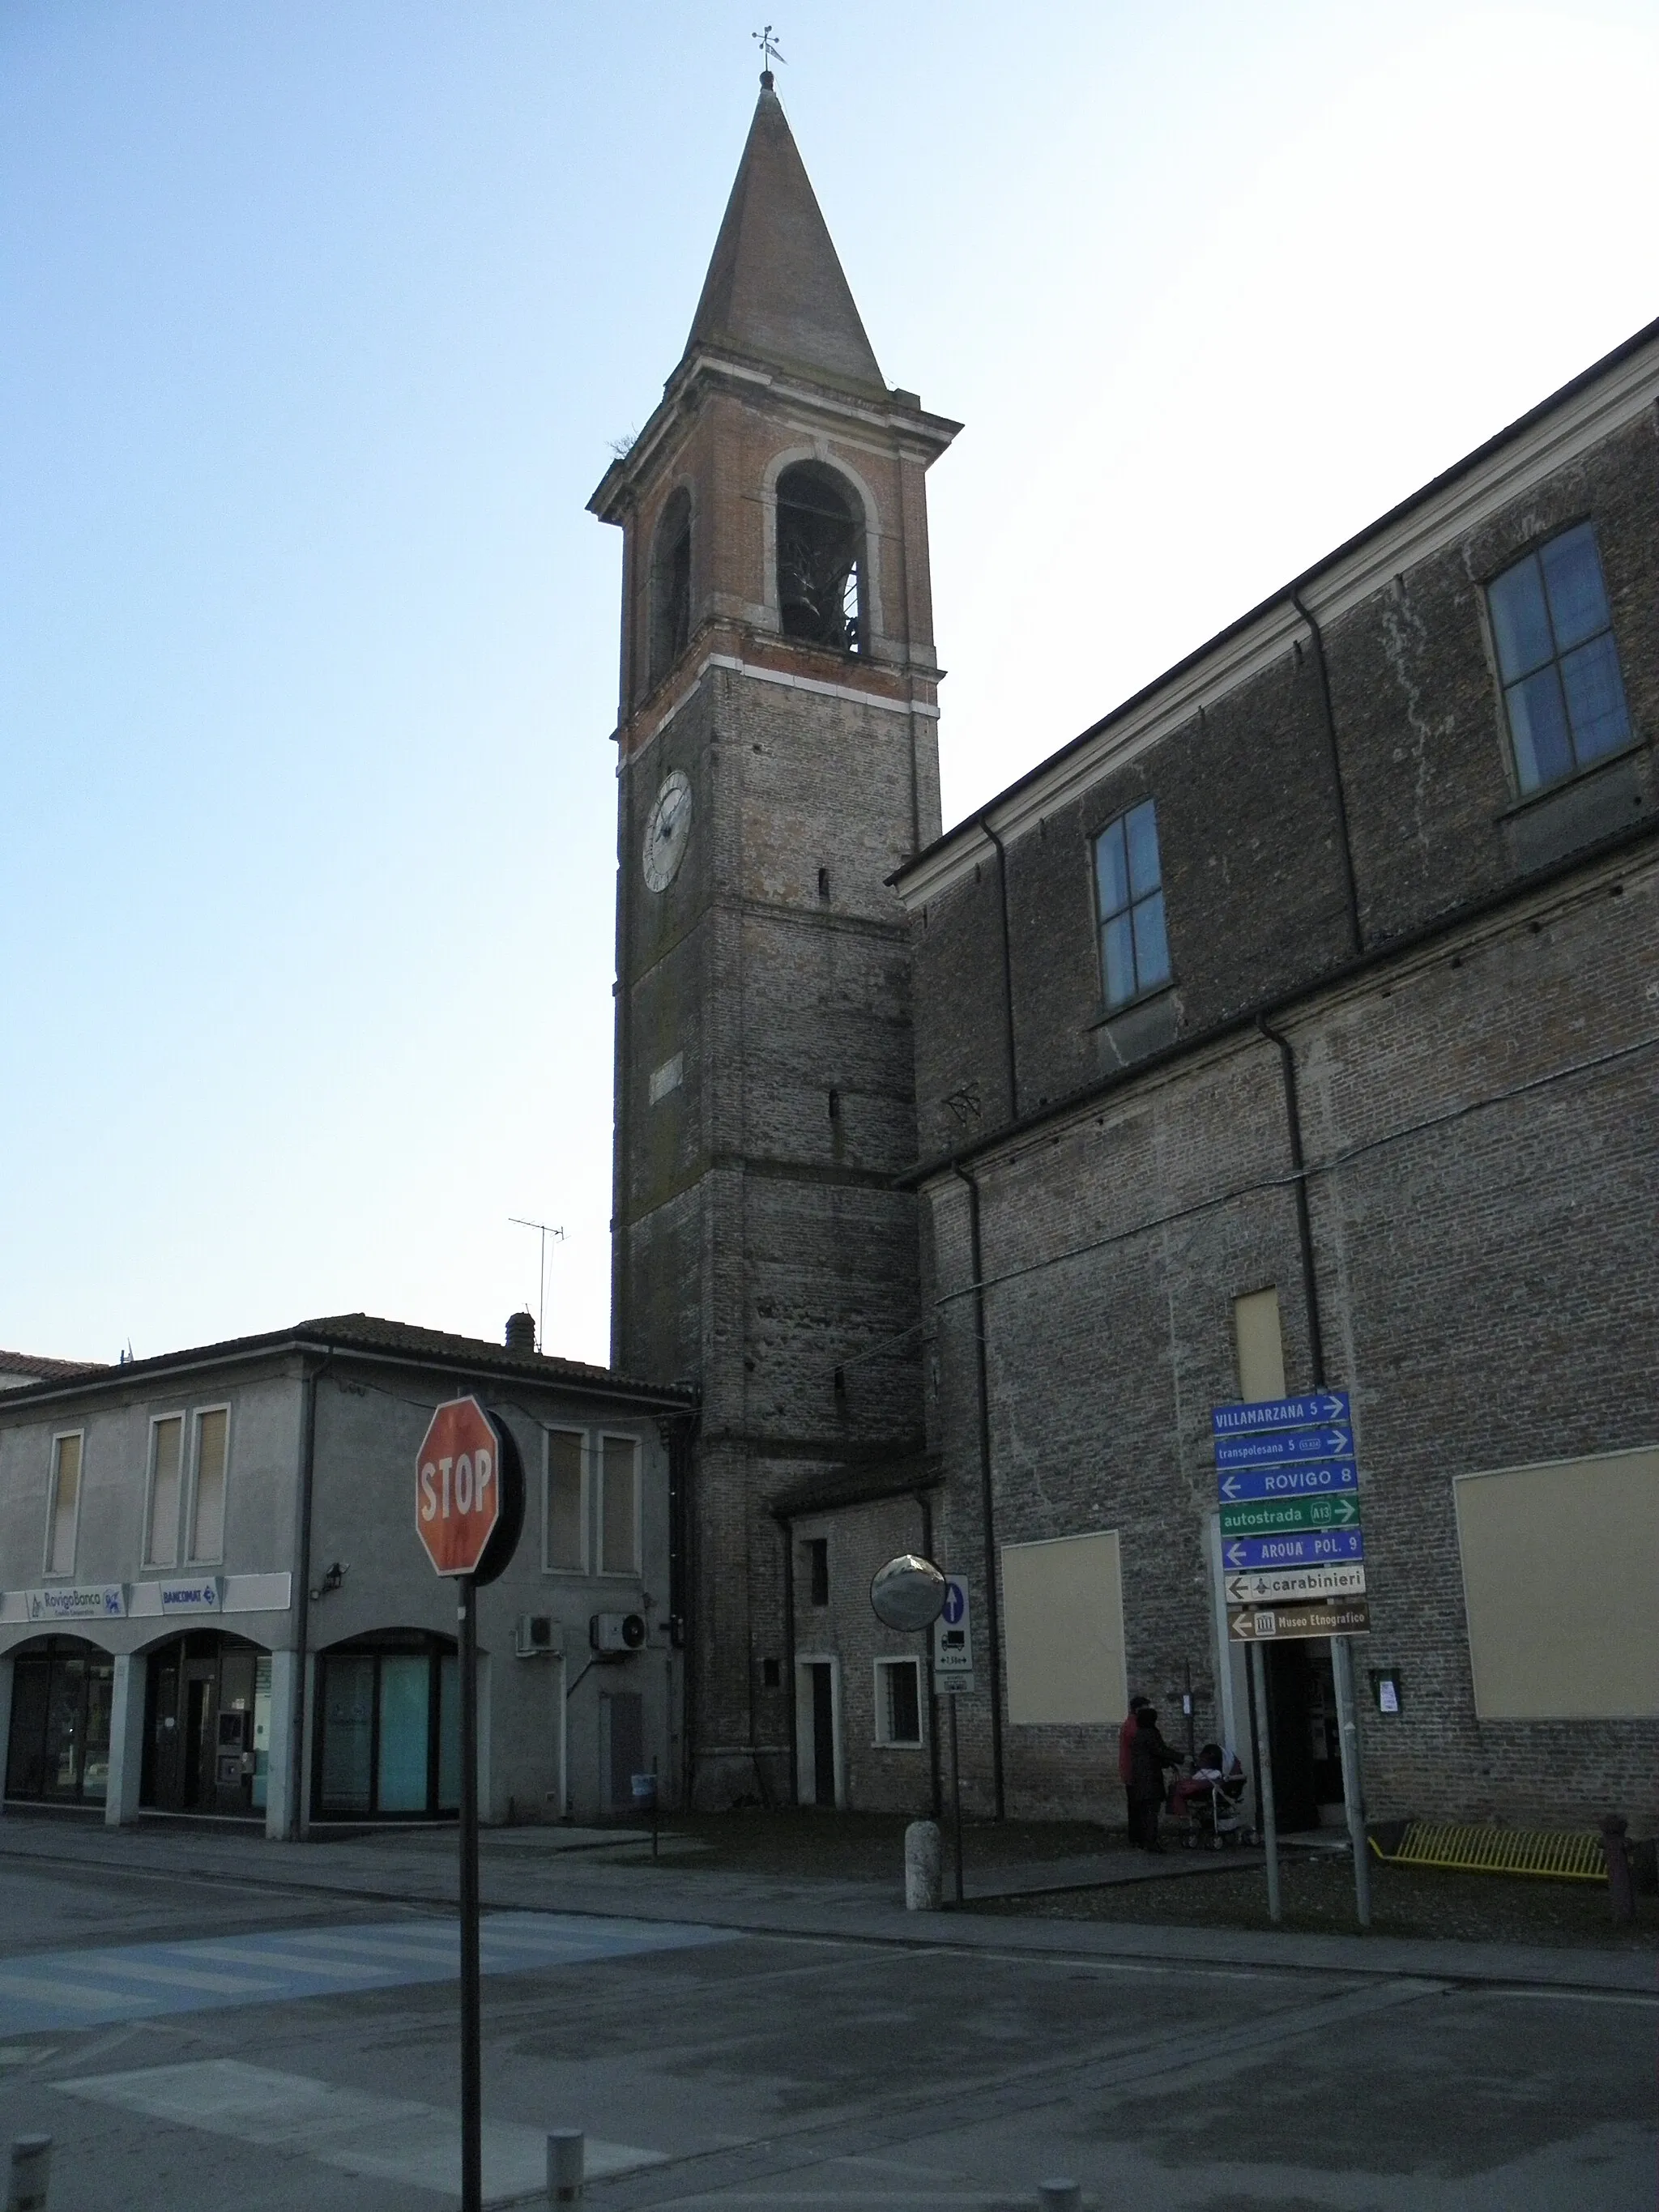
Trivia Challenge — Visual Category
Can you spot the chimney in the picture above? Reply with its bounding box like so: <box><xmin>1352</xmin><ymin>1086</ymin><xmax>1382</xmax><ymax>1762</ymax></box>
<box><xmin>505</xmin><ymin>1311</ymin><xmax>536</xmax><ymax>1353</ymax></box>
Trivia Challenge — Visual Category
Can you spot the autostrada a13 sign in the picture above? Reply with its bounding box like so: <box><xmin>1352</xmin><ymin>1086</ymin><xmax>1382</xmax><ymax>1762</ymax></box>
<box><xmin>416</xmin><ymin>1396</ymin><xmax>505</xmax><ymax>1578</ymax></box>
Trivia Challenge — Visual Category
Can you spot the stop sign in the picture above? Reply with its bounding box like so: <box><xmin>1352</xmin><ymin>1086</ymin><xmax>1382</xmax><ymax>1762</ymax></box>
<box><xmin>415</xmin><ymin>1396</ymin><xmax>501</xmax><ymax>1577</ymax></box>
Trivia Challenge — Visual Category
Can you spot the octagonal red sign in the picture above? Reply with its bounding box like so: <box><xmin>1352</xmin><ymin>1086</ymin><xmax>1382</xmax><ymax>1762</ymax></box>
<box><xmin>415</xmin><ymin>1396</ymin><xmax>501</xmax><ymax>1577</ymax></box>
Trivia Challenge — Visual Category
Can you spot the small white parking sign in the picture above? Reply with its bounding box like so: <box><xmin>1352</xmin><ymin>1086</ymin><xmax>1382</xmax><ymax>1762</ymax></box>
<box><xmin>933</xmin><ymin>1575</ymin><xmax>975</xmax><ymax>1692</ymax></box>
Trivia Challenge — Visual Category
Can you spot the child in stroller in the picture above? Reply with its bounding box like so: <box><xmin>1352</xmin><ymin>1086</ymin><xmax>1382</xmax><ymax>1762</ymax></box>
<box><xmin>1170</xmin><ymin>1742</ymin><xmax>1252</xmax><ymax>1849</ymax></box>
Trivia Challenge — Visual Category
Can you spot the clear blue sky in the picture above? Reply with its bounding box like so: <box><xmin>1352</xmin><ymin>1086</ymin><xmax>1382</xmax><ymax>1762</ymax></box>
<box><xmin>4</xmin><ymin>2</ymin><xmax>1655</xmax><ymax>1369</ymax></box>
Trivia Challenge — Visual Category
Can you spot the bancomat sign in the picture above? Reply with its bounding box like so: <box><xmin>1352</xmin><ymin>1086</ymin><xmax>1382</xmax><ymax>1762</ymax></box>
<box><xmin>159</xmin><ymin>1578</ymin><xmax>223</xmax><ymax>1614</ymax></box>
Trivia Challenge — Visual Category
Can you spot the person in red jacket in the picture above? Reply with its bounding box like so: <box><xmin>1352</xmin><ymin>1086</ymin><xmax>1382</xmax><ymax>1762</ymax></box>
<box><xmin>1118</xmin><ymin>1694</ymin><xmax>1150</xmax><ymax>1836</ymax></box>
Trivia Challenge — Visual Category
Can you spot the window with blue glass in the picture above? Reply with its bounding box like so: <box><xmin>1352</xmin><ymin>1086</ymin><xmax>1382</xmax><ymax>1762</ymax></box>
<box><xmin>1487</xmin><ymin>522</ymin><xmax>1631</xmax><ymax>795</ymax></box>
<box><xmin>1094</xmin><ymin>799</ymin><xmax>1171</xmax><ymax>1010</ymax></box>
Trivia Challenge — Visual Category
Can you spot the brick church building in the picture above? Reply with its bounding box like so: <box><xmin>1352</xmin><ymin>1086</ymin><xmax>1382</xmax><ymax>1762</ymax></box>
<box><xmin>591</xmin><ymin>74</ymin><xmax>1658</xmax><ymax>1835</ymax></box>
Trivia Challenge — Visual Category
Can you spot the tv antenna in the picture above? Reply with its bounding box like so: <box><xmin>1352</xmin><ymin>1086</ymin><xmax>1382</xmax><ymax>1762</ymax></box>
<box><xmin>508</xmin><ymin>1217</ymin><xmax>566</xmax><ymax>1353</ymax></box>
<box><xmin>753</xmin><ymin>23</ymin><xmax>785</xmax><ymax>79</ymax></box>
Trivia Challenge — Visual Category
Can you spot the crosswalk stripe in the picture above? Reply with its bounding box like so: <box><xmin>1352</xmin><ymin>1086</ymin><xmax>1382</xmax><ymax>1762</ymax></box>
<box><xmin>0</xmin><ymin>1913</ymin><xmax>732</xmax><ymax>2035</ymax></box>
<box><xmin>55</xmin><ymin>2060</ymin><xmax>664</xmax><ymax>2206</ymax></box>
<box><xmin>47</xmin><ymin>1957</ymin><xmax>287</xmax><ymax>1997</ymax></box>
<box><xmin>0</xmin><ymin>1974</ymin><xmax>142</xmax><ymax>2009</ymax></box>
<box><xmin>186</xmin><ymin>1946</ymin><xmax>396</xmax><ymax>1980</ymax></box>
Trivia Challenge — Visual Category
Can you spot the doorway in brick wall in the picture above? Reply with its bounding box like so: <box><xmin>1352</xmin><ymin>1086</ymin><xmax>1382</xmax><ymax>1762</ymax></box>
<box><xmin>795</xmin><ymin>1656</ymin><xmax>842</xmax><ymax>1807</ymax></box>
<box><xmin>1263</xmin><ymin>1640</ymin><xmax>1345</xmax><ymax>1831</ymax></box>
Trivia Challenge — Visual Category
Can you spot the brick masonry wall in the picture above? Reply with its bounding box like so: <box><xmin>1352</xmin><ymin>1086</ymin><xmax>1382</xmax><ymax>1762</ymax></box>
<box><xmin>909</xmin><ymin>409</ymin><xmax>1658</xmax><ymax>1163</ymax></box>
<box><xmin>610</xmin><ymin>376</ymin><xmax>946</xmax><ymax>1798</ymax></box>
<box><xmin>919</xmin><ymin>851</ymin><xmax>1658</xmax><ymax>1832</ymax></box>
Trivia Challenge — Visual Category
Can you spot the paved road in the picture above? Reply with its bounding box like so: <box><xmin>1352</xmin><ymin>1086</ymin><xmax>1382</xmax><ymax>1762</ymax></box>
<box><xmin>0</xmin><ymin>1822</ymin><xmax>1652</xmax><ymax>2210</ymax></box>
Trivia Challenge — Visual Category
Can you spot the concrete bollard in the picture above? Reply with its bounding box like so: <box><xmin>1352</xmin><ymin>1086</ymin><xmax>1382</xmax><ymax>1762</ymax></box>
<box><xmin>546</xmin><ymin>2127</ymin><xmax>584</xmax><ymax>2206</ymax></box>
<box><xmin>7</xmin><ymin>2137</ymin><xmax>52</xmax><ymax>2212</ymax></box>
<box><xmin>904</xmin><ymin>1819</ymin><xmax>943</xmax><ymax>1911</ymax></box>
<box><xmin>1601</xmin><ymin>1814</ymin><xmax>1636</xmax><ymax>1925</ymax></box>
<box><xmin>1037</xmin><ymin>2184</ymin><xmax>1082</xmax><ymax>2210</ymax></box>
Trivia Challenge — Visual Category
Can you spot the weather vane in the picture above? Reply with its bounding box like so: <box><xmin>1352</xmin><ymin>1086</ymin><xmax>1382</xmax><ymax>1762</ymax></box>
<box><xmin>753</xmin><ymin>24</ymin><xmax>785</xmax><ymax>79</ymax></box>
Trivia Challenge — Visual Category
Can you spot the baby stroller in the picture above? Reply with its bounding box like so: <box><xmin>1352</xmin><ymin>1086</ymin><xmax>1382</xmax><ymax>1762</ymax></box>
<box><xmin>1171</xmin><ymin>1744</ymin><xmax>1252</xmax><ymax>1850</ymax></box>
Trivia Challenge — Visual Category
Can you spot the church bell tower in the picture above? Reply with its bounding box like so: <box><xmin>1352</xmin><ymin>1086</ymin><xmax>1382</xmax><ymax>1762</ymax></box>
<box><xmin>590</xmin><ymin>73</ymin><xmax>958</xmax><ymax>1806</ymax></box>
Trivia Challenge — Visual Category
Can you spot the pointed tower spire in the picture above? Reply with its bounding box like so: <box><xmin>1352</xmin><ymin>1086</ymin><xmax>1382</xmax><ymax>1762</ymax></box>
<box><xmin>685</xmin><ymin>81</ymin><xmax>885</xmax><ymax>395</ymax></box>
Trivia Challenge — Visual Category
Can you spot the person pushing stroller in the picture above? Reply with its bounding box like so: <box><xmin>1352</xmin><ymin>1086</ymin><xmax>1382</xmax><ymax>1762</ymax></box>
<box><xmin>1127</xmin><ymin>1704</ymin><xmax>1182</xmax><ymax>1852</ymax></box>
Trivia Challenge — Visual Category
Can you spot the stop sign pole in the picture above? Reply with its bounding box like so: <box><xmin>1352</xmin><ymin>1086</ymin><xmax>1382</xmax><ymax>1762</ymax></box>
<box><xmin>416</xmin><ymin>1396</ymin><xmax>512</xmax><ymax>2212</ymax></box>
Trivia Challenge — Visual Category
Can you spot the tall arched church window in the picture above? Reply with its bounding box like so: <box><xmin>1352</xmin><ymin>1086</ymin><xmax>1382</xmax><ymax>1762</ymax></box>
<box><xmin>649</xmin><ymin>488</ymin><xmax>693</xmax><ymax>689</ymax></box>
<box><xmin>776</xmin><ymin>463</ymin><xmax>863</xmax><ymax>653</ymax></box>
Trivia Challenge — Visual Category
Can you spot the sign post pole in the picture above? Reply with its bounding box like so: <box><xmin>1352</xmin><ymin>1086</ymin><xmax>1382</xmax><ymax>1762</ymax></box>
<box><xmin>1247</xmin><ymin>1640</ymin><xmax>1281</xmax><ymax>1925</ymax></box>
<box><xmin>415</xmin><ymin>1396</ymin><xmax>522</xmax><ymax>2212</ymax></box>
<box><xmin>458</xmin><ymin>1570</ymin><xmax>482</xmax><ymax>2212</ymax></box>
<box><xmin>1330</xmin><ymin>1634</ymin><xmax>1372</xmax><ymax>1929</ymax></box>
<box><xmin>948</xmin><ymin>1693</ymin><xmax>964</xmax><ymax>1905</ymax></box>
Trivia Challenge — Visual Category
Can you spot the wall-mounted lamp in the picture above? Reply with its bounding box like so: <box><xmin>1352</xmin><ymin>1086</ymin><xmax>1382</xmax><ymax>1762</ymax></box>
<box><xmin>309</xmin><ymin>1561</ymin><xmax>349</xmax><ymax>1601</ymax></box>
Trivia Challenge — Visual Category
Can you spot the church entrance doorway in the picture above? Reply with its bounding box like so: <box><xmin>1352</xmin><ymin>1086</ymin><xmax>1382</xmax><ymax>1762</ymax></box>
<box><xmin>795</xmin><ymin>1658</ymin><xmax>841</xmax><ymax>1808</ymax></box>
<box><xmin>141</xmin><ymin>1631</ymin><xmax>270</xmax><ymax>1818</ymax></box>
<box><xmin>1262</xmin><ymin>1639</ymin><xmax>1345</xmax><ymax>1831</ymax></box>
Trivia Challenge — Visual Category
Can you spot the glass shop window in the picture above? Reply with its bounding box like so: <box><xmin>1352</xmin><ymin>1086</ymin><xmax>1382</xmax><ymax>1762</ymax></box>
<box><xmin>313</xmin><ymin>1636</ymin><xmax>459</xmax><ymax>1820</ymax></box>
<box><xmin>3</xmin><ymin>1642</ymin><xmax>113</xmax><ymax>1803</ymax></box>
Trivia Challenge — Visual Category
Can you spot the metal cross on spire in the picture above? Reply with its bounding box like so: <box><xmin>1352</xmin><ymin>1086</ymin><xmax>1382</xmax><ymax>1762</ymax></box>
<box><xmin>753</xmin><ymin>23</ymin><xmax>785</xmax><ymax>82</ymax></box>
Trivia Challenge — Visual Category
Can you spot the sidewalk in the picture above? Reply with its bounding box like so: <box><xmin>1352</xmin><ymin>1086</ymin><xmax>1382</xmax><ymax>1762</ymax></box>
<box><xmin>3</xmin><ymin>1813</ymin><xmax>1652</xmax><ymax>1997</ymax></box>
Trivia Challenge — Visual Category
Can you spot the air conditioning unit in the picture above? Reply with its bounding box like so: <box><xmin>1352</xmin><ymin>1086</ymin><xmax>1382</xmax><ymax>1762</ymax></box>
<box><xmin>514</xmin><ymin>1614</ymin><xmax>562</xmax><ymax>1660</ymax></box>
<box><xmin>591</xmin><ymin>1611</ymin><xmax>646</xmax><ymax>1653</ymax></box>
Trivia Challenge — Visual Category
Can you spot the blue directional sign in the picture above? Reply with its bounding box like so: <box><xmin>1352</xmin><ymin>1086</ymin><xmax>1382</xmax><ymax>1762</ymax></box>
<box><xmin>1215</xmin><ymin>1426</ymin><xmax>1354</xmax><ymax>1470</ymax></box>
<box><xmin>1222</xmin><ymin>1529</ymin><xmax>1365</xmax><ymax>1571</ymax></box>
<box><xmin>1212</xmin><ymin>1392</ymin><xmax>1350</xmax><ymax>1436</ymax></box>
<box><xmin>1218</xmin><ymin>1460</ymin><xmax>1359</xmax><ymax>1503</ymax></box>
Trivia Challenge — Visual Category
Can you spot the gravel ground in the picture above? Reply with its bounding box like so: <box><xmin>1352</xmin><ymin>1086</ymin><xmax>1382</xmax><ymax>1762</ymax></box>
<box><xmin>970</xmin><ymin>1846</ymin><xmax>1658</xmax><ymax>1950</ymax></box>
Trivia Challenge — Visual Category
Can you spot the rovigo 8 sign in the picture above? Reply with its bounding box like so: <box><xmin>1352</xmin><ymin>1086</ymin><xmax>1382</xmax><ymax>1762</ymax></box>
<box><xmin>416</xmin><ymin>1396</ymin><xmax>501</xmax><ymax>1577</ymax></box>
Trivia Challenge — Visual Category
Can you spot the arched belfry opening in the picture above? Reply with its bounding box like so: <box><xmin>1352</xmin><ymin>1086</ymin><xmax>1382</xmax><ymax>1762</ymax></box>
<box><xmin>649</xmin><ymin>487</ymin><xmax>693</xmax><ymax>688</ymax></box>
<box><xmin>776</xmin><ymin>462</ymin><xmax>863</xmax><ymax>654</ymax></box>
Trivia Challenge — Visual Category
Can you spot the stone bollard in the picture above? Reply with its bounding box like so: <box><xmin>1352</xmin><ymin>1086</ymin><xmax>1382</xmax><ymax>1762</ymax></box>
<box><xmin>7</xmin><ymin>2137</ymin><xmax>52</xmax><ymax>2212</ymax></box>
<box><xmin>1601</xmin><ymin>1814</ymin><xmax>1636</xmax><ymax>1925</ymax></box>
<box><xmin>1037</xmin><ymin>2183</ymin><xmax>1082</xmax><ymax>2210</ymax></box>
<box><xmin>904</xmin><ymin>1819</ymin><xmax>943</xmax><ymax>1911</ymax></box>
<box><xmin>547</xmin><ymin>2127</ymin><xmax>584</xmax><ymax>2206</ymax></box>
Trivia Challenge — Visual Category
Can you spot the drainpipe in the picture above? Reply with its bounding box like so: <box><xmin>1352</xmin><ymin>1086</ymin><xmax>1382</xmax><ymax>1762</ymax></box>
<box><xmin>1256</xmin><ymin>1012</ymin><xmax>1372</xmax><ymax>1924</ymax></box>
<box><xmin>288</xmin><ymin>1354</ymin><xmax>325</xmax><ymax>1841</ymax></box>
<box><xmin>950</xmin><ymin>1161</ymin><xmax>1006</xmax><ymax>1818</ymax></box>
<box><xmin>660</xmin><ymin>1408</ymin><xmax>696</xmax><ymax>1810</ymax></box>
<box><xmin>778</xmin><ymin>1510</ymin><xmax>799</xmax><ymax>1807</ymax></box>
<box><xmin>983</xmin><ymin>821</ymin><xmax>1021</xmax><ymax>1123</ymax></box>
<box><xmin>1256</xmin><ymin>1016</ymin><xmax>1326</xmax><ymax>1388</ymax></box>
<box><xmin>1290</xmin><ymin>588</ymin><xmax>1363</xmax><ymax>960</ymax></box>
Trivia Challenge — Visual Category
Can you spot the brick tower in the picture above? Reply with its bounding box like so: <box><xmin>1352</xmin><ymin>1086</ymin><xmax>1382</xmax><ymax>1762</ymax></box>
<box><xmin>590</xmin><ymin>74</ymin><xmax>958</xmax><ymax>1806</ymax></box>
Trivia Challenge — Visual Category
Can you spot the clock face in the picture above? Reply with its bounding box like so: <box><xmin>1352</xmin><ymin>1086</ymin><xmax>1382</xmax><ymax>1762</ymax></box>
<box><xmin>642</xmin><ymin>769</ymin><xmax>693</xmax><ymax>893</ymax></box>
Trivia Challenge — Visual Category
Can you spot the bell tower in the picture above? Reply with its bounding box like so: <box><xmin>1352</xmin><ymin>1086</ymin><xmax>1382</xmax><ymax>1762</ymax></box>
<box><xmin>591</xmin><ymin>74</ymin><xmax>958</xmax><ymax>1806</ymax></box>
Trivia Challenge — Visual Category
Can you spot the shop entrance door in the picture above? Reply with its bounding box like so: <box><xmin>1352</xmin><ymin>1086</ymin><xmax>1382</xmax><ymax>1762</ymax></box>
<box><xmin>142</xmin><ymin>1634</ymin><xmax>263</xmax><ymax>1817</ymax></box>
<box><xmin>181</xmin><ymin>1665</ymin><xmax>215</xmax><ymax>1804</ymax></box>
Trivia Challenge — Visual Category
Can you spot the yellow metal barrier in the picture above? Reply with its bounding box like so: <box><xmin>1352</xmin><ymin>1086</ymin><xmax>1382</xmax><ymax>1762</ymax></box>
<box><xmin>1369</xmin><ymin>1821</ymin><xmax>1607</xmax><ymax>1882</ymax></box>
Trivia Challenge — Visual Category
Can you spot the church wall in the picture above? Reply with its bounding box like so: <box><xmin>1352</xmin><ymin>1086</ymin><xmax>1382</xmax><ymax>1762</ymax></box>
<box><xmin>907</xmin><ymin>375</ymin><xmax>1658</xmax><ymax>1836</ymax></box>
<box><xmin>1333</xmin><ymin>409</ymin><xmax>1658</xmax><ymax>950</ymax></box>
<box><xmin>907</xmin><ymin>406</ymin><xmax>1658</xmax><ymax>1173</ymax></box>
